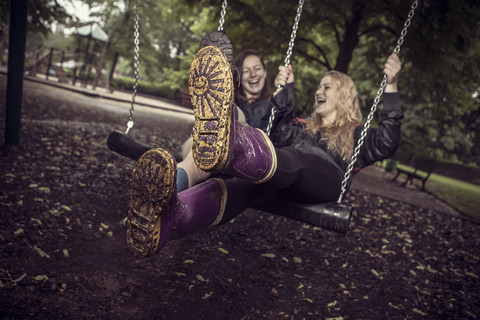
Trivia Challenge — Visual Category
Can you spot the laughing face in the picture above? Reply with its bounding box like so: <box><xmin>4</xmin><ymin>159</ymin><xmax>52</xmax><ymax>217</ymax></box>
<box><xmin>241</xmin><ymin>55</ymin><xmax>267</xmax><ymax>100</ymax></box>
<box><xmin>314</xmin><ymin>75</ymin><xmax>338</xmax><ymax>125</ymax></box>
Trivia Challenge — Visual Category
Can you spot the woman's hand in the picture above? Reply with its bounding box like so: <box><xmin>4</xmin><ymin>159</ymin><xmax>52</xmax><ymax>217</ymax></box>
<box><xmin>384</xmin><ymin>53</ymin><xmax>401</xmax><ymax>92</ymax></box>
<box><xmin>273</xmin><ymin>65</ymin><xmax>294</xmax><ymax>97</ymax></box>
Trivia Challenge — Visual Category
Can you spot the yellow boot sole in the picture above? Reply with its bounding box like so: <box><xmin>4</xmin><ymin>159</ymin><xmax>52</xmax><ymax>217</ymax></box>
<box><xmin>126</xmin><ymin>148</ymin><xmax>176</xmax><ymax>258</ymax></box>
<box><xmin>189</xmin><ymin>46</ymin><xmax>234</xmax><ymax>172</ymax></box>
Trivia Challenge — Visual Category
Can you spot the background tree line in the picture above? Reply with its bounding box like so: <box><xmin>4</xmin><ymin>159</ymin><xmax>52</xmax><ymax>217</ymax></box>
<box><xmin>1</xmin><ymin>0</ymin><xmax>479</xmax><ymax>165</ymax></box>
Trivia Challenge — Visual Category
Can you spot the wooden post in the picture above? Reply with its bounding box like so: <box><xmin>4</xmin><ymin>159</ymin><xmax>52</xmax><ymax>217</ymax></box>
<box><xmin>4</xmin><ymin>0</ymin><xmax>28</xmax><ymax>146</ymax></box>
<box><xmin>81</xmin><ymin>27</ymin><xmax>92</xmax><ymax>88</ymax></box>
<box><xmin>46</xmin><ymin>47</ymin><xmax>54</xmax><ymax>80</ymax></box>
<box><xmin>73</xmin><ymin>48</ymin><xmax>79</xmax><ymax>85</ymax></box>
<box><xmin>30</xmin><ymin>44</ymin><xmax>42</xmax><ymax>76</ymax></box>
<box><xmin>94</xmin><ymin>31</ymin><xmax>114</xmax><ymax>90</ymax></box>
<box><xmin>107</xmin><ymin>51</ymin><xmax>119</xmax><ymax>93</ymax></box>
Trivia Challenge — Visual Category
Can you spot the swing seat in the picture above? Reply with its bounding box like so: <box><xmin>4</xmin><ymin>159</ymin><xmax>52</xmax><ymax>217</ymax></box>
<box><xmin>255</xmin><ymin>201</ymin><xmax>352</xmax><ymax>233</ymax></box>
<box><xmin>107</xmin><ymin>130</ymin><xmax>152</xmax><ymax>161</ymax></box>
<box><xmin>107</xmin><ymin>133</ymin><xmax>352</xmax><ymax>233</ymax></box>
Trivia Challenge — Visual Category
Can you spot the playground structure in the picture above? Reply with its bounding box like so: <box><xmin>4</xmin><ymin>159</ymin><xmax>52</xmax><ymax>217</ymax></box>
<box><xmin>26</xmin><ymin>23</ymin><xmax>117</xmax><ymax>92</ymax></box>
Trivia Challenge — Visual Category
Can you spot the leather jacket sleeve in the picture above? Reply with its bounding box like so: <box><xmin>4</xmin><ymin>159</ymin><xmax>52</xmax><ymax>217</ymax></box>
<box><xmin>242</xmin><ymin>98</ymin><xmax>272</xmax><ymax>131</ymax></box>
<box><xmin>267</xmin><ymin>83</ymin><xmax>298</xmax><ymax>146</ymax></box>
<box><xmin>354</xmin><ymin>93</ymin><xmax>404</xmax><ymax>168</ymax></box>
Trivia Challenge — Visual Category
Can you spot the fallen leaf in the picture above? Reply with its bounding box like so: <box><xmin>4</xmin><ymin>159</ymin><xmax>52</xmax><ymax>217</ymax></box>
<box><xmin>38</xmin><ymin>187</ymin><xmax>51</xmax><ymax>194</ymax></box>
<box><xmin>371</xmin><ymin>269</ymin><xmax>383</xmax><ymax>279</ymax></box>
<box><xmin>13</xmin><ymin>273</ymin><xmax>26</xmax><ymax>283</ymax></box>
<box><xmin>196</xmin><ymin>275</ymin><xmax>207</xmax><ymax>282</ymax></box>
<box><xmin>412</xmin><ymin>308</ymin><xmax>427</xmax><ymax>316</ymax></box>
<box><xmin>201</xmin><ymin>292</ymin><xmax>213</xmax><ymax>300</ymax></box>
<box><xmin>426</xmin><ymin>265</ymin><xmax>438</xmax><ymax>273</ymax></box>
<box><xmin>218</xmin><ymin>247</ymin><xmax>229</xmax><ymax>254</ymax></box>
<box><xmin>61</xmin><ymin>205</ymin><xmax>72</xmax><ymax>211</ymax></box>
<box><xmin>34</xmin><ymin>246</ymin><xmax>51</xmax><ymax>258</ymax></box>
<box><xmin>327</xmin><ymin>300</ymin><xmax>337</xmax><ymax>307</ymax></box>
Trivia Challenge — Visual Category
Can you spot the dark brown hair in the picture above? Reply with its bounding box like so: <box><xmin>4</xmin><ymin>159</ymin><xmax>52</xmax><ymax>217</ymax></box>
<box><xmin>233</xmin><ymin>49</ymin><xmax>271</xmax><ymax>108</ymax></box>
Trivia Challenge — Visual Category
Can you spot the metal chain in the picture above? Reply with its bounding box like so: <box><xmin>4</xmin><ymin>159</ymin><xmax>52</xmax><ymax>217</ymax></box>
<box><xmin>266</xmin><ymin>0</ymin><xmax>305</xmax><ymax>136</ymax></box>
<box><xmin>218</xmin><ymin>0</ymin><xmax>228</xmax><ymax>31</ymax></box>
<box><xmin>337</xmin><ymin>0</ymin><xmax>419</xmax><ymax>203</ymax></box>
<box><xmin>283</xmin><ymin>0</ymin><xmax>304</xmax><ymax>67</ymax></box>
<box><xmin>126</xmin><ymin>0</ymin><xmax>140</xmax><ymax>134</ymax></box>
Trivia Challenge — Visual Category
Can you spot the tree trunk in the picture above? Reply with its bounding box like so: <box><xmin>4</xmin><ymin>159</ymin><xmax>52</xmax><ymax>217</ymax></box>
<box><xmin>334</xmin><ymin>3</ymin><xmax>364</xmax><ymax>73</ymax></box>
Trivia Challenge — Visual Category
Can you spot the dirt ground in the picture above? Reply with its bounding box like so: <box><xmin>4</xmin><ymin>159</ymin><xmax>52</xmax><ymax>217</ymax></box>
<box><xmin>0</xmin><ymin>74</ymin><xmax>479</xmax><ymax>319</ymax></box>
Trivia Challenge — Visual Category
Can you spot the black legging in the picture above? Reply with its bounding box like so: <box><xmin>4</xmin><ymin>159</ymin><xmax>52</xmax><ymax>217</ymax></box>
<box><xmin>220</xmin><ymin>146</ymin><xmax>344</xmax><ymax>223</ymax></box>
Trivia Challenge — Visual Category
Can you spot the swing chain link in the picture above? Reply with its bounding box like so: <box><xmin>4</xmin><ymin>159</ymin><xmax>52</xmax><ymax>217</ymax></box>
<box><xmin>337</xmin><ymin>0</ymin><xmax>419</xmax><ymax>203</ymax></box>
<box><xmin>283</xmin><ymin>0</ymin><xmax>304</xmax><ymax>68</ymax></box>
<box><xmin>266</xmin><ymin>0</ymin><xmax>305</xmax><ymax>136</ymax></box>
<box><xmin>126</xmin><ymin>0</ymin><xmax>140</xmax><ymax>134</ymax></box>
<box><xmin>218</xmin><ymin>0</ymin><xmax>228</xmax><ymax>31</ymax></box>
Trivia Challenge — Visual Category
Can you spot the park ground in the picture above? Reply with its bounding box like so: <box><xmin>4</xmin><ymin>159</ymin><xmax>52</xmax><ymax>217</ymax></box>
<box><xmin>0</xmin><ymin>73</ymin><xmax>479</xmax><ymax>319</ymax></box>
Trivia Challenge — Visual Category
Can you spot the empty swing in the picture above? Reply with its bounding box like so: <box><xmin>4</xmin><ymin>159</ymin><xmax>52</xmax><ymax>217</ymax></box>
<box><xmin>106</xmin><ymin>0</ymin><xmax>152</xmax><ymax>160</ymax></box>
<box><xmin>107</xmin><ymin>0</ymin><xmax>419</xmax><ymax>233</ymax></box>
<box><xmin>107</xmin><ymin>0</ymin><xmax>229</xmax><ymax>160</ymax></box>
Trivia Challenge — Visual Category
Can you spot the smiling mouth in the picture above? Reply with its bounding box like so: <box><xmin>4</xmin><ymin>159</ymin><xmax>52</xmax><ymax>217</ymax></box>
<box><xmin>248</xmin><ymin>79</ymin><xmax>260</xmax><ymax>85</ymax></box>
<box><xmin>316</xmin><ymin>97</ymin><xmax>325</xmax><ymax>104</ymax></box>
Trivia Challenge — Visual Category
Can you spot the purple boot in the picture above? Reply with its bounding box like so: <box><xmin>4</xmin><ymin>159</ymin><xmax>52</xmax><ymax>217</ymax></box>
<box><xmin>189</xmin><ymin>45</ymin><xmax>276</xmax><ymax>183</ymax></box>
<box><xmin>127</xmin><ymin>148</ymin><xmax>227</xmax><ymax>258</ymax></box>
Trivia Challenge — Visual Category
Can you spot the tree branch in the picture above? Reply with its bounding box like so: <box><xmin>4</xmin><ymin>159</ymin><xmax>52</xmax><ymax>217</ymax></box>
<box><xmin>298</xmin><ymin>37</ymin><xmax>332</xmax><ymax>70</ymax></box>
<box><xmin>359</xmin><ymin>25</ymin><xmax>397</xmax><ymax>38</ymax></box>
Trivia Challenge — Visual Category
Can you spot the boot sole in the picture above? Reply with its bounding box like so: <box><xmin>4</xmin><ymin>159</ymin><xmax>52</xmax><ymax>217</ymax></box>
<box><xmin>189</xmin><ymin>46</ymin><xmax>234</xmax><ymax>171</ymax></box>
<box><xmin>199</xmin><ymin>31</ymin><xmax>233</xmax><ymax>66</ymax></box>
<box><xmin>126</xmin><ymin>148</ymin><xmax>176</xmax><ymax>258</ymax></box>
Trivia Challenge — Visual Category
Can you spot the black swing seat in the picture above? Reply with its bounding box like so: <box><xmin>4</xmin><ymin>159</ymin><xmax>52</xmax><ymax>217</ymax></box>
<box><xmin>107</xmin><ymin>130</ymin><xmax>153</xmax><ymax>162</ymax></box>
<box><xmin>107</xmin><ymin>131</ymin><xmax>352</xmax><ymax>233</ymax></box>
<box><xmin>254</xmin><ymin>201</ymin><xmax>352</xmax><ymax>233</ymax></box>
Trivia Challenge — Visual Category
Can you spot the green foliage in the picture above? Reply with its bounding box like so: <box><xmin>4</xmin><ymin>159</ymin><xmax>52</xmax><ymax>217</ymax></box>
<box><xmin>426</xmin><ymin>174</ymin><xmax>480</xmax><ymax>222</ymax></box>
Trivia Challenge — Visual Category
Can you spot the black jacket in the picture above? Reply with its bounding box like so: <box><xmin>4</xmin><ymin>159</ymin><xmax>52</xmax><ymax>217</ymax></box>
<box><xmin>239</xmin><ymin>97</ymin><xmax>272</xmax><ymax>132</ymax></box>
<box><xmin>269</xmin><ymin>83</ymin><xmax>404</xmax><ymax>177</ymax></box>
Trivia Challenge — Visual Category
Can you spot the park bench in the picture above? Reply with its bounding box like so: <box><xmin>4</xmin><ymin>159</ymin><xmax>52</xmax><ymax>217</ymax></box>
<box><xmin>392</xmin><ymin>160</ymin><xmax>435</xmax><ymax>191</ymax></box>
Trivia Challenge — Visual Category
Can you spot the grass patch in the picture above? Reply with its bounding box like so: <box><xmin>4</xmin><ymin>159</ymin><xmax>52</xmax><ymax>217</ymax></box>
<box><xmin>391</xmin><ymin>162</ymin><xmax>480</xmax><ymax>221</ymax></box>
<box><xmin>426</xmin><ymin>174</ymin><xmax>480</xmax><ymax>222</ymax></box>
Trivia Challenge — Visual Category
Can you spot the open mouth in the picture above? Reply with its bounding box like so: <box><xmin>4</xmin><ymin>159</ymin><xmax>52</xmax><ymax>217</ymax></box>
<box><xmin>316</xmin><ymin>96</ymin><xmax>326</xmax><ymax>105</ymax></box>
<box><xmin>248</xmin><ymin>79</ymin><xmax>260</xmax><ymax>85</ymax></box>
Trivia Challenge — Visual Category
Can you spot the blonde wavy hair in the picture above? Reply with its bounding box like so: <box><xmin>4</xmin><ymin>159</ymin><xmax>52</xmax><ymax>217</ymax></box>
<box><xmin>305</xmin><ymin>70</ymin><xmax>363</xmax><ymax>161</ymax></box>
